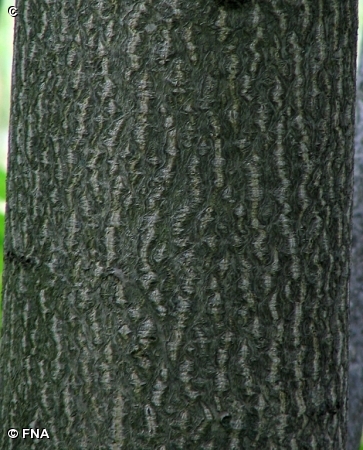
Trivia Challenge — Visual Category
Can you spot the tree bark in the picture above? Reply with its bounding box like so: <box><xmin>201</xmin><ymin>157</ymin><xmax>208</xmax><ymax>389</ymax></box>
<box><xmin>0</xmin><ymin>1</ymin><xmax>358</xmax><ymax>448</ymax></box>
<box><xmin>348</xmin><ymin>32</ymin><xmax>363</xmax><ymax>450</ymax></box>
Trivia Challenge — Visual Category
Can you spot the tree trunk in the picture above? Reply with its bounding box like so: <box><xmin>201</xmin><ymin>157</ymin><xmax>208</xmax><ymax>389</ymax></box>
<box><xmin>0</xmin><ymin>1</ymin><xmax>357</xmax><ymax>448</ymax></box>
<box><xmin>348</xmin><ymin>31</ymin><xmax>363</xmax><ymax>450</ymax></box>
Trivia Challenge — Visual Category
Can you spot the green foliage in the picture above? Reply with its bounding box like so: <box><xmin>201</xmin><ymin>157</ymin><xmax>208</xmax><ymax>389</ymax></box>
<box><xmin>0</xmin><ymin>2</ymin><xmax>12</xmax><ymax>327</ymax></box>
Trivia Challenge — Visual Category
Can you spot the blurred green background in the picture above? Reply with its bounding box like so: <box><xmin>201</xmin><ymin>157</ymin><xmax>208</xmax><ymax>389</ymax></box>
<box><xmin>0</xmin><ymin>1</ymin><xmax>13</xmax><ymax>327</ymax></box>
<box><xmin>1</xmin><ymin>5</ymin><xmax>363</xmax><ymax>447</ymax></box>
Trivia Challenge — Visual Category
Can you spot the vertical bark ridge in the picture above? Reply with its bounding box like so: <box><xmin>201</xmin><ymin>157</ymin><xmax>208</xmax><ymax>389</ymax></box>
<box><xmin>348</xmin><ymin>8</ymin><xmax>363</xmax><ymax>448</ymax></box>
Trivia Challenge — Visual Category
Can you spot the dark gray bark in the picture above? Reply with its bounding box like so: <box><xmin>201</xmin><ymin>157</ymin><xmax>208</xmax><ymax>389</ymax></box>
<box><xmin>348</xmin><ymin>34</ymin><xmax>363</xmax><ymax>450</ymax></box>
<box><xmin>0</xmin><ymin>1</ymin><xmax>357</xmax><ymax>449</ymax></box>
